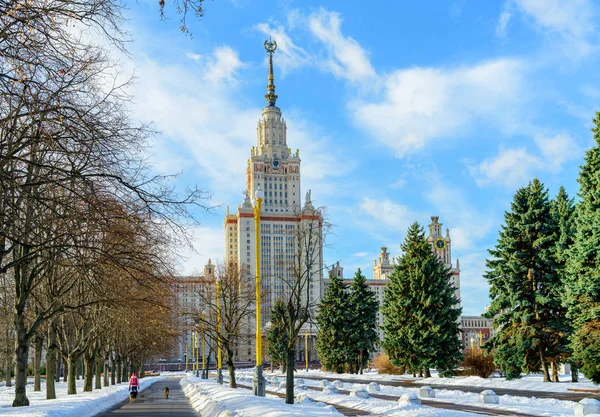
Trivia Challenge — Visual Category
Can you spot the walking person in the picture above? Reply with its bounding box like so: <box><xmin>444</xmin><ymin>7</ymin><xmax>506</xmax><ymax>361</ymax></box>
<box><xmin>128</xmin><ymin>372</ymin><xmax>140</xmax><ymax>402</ymax></box>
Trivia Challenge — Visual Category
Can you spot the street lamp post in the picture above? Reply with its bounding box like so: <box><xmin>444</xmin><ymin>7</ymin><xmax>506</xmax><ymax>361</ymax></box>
<box><xmin>195</xmin><ymin>326</ymin><xmax>200</xmax><ymax>377</ymax></box>
<box><xmin>216</xmin><ymin>276</ymin><xmax>223</xmax><ymax>384</ymax></box>
<box><xmin>185</xmin><ymin>343</ymin><xmax>188</xmax><ymax>372</ymax></box>
<box><xmin>252</xmin><ymin>186</ymin><xmax>266</xmax><ymax>396</ymax></box>
<box><xmin>304</xmin><ymin>333</ymin><xmax>309</xmax><ymax>372</ymax></box>
<box><xmin>201</xmin><ymin>312</ymin><xmax>208</xmax><ymax>379</ymax></box>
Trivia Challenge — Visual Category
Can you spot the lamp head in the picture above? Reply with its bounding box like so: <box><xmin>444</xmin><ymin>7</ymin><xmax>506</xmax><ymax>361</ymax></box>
<box><xmin>255</xmin><ymin>186</ymin><xmax>264</xmax><ymax>201</ymax></box>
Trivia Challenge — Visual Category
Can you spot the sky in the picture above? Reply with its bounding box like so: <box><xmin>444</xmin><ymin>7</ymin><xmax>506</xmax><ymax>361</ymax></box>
<box><xmin>119</xmin><ymin>0</ymin><xmax>600</xmax><ymax>315</ymax></box>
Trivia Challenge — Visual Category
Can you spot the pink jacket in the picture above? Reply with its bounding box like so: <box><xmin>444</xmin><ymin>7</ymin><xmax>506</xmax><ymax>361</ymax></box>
<box><xmin>129</xmin><ymin>375</ymin><xmax>139</xmax><ymax>388</ymax></box>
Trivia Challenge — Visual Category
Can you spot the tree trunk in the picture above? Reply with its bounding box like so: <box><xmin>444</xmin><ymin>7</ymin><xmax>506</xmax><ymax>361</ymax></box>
<box><xmin>122</xmin><ymin>358</ymin><xmax>128</xmax><ymax>382</ymax></box>
<box><xmin>226</xmin><ymin>349</ymin><xmax>236</xmax><ymax>388</ymax></box>
<box><xmin>110</xmin><ymin>353</ymin><xmax>116</xmax><ymax>385</ymax></box>
<box><xmin>418</xmin><ymin>369</ymin><xmax>423</xmax><ymax>378</ymax></box>
<box><xmin>358</xmin><ymin>350</ymin><xmax>363</xmax><ymax>375</ymax></box>
<box><xmin>62</xmin><ymin>355</ymin><xmax>68</xmax><ymax>382</ymax></box>
<box><xmin>571</xmin><ymin>362</ymin><xmax>579</xmax><ymax>382</ymax></box>
<box><xmin>67</xmin><ymin>354</ymin><xmax>79</xmax><ymax>394</ymax></box>
<box><xmin>551</xmin><ymin>362</ymin><xmax>559</xmax><ymax>382</ymax></box>
<box><xmin>83</xmin><ymin>355</ymin><xmax>94</xmax><ymax>392</ymax></box>
<box><xmin>95</xmin><ymin>359</ymin><xmax>102</xmax><ymax>390</ymax></box>
<box><xmin>4</xmin><ymin>326</ymin><xmax>12</xmax><ymax>387</ymax></box>
<box><xmin>46</xmin><ymin>324</ymin><xmax>57</xmax><ymax>400</ymax></box>
<box><xmin>116</xmin><ymin>357</ymin><xmax>122</xmax><ymax>384</ymax></box>
<box><xmin>33</xmin><ymin>332</ymin><xmax>43</xmax><ymax>391</ymax></box>
<box><xmin>12</xmin><ymin>307</ymin><xmax>30</xmax><ymax>406</ymax></box>
<box><xmin>55</xmin><ymin>352</ymin><xmax>60</xmax><ymax>383</ymax></box>
<box><xmin>103</xmin><ymin>352</ymin><xmax>109</xmax><ymax>387</ymax></box>
<box><xmin>285</xmin><ymin>349</ymin><xmax>295</xmax><ymax>404</ymax></box>
<box><xmin>540</xmin><ymin>350</ymin><xmax>550</xmax><ymax>382</ymax></box>
<box><xmin>425</xmin><ymin>368</ymin><xmax>432</xmax><ymax>378</ymax></box>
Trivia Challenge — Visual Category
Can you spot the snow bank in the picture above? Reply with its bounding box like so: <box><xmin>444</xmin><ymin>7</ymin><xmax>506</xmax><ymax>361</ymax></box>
<box><xmin>181</xmin><ymin>375</ymin><xmax>343</xmax><ymax>417</ymax></box>
<box><xmin>0</xmin><ymin>376</ymin><xmax>161</xmax><ymax>417</ymax></box>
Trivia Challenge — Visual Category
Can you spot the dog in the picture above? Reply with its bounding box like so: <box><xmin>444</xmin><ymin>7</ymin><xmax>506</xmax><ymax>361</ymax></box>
<box><xmin>164</xmin><ymin>386</ymin><xmax>169</xmax><ymax>399</ymax></box>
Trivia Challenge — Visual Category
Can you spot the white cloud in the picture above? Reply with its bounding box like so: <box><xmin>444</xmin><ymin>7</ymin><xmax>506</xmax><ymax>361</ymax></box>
<box><xmin>468</xmin><ymin>133</ymin><xmax>582</xmax><ymax>187</ymax></box>
<box><xmin>308</xmin><ymin>8</ymin><xmax>376</xmax><ymax>82</ymax></box>
<box><xmin>204</xmin><ymin>46</ymin><xmax>244</xmax><ymax>84</ymax></box>
<box><xmin>496</xmin><ymin>9</ymin><xmax>512</xmax><ymax>38</ymax></box>
<box><xmin>512</xmin><ymin>0</ymin><xmax>598</xmax><ymax>58</ymax></box>
<box><xmin>175</xmin><ymin>225</ymin><xmax>225</xmax><ymax>275</ymax></box>
<box><xmin>253</xmin><ymin>21</ymin><xmax>311</xmax><ymax>74</ymax></box>
<box><xmin>359</xmin><ymin>197</ymin><xmax>419</xmax><ymax>235</ymax></box>
<box><xmin>352</xmin><ymin>59</ymin><xmax>526</xmax><ymax>157</ymax></box>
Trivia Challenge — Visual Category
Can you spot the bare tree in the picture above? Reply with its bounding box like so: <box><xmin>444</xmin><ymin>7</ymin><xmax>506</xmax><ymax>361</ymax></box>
<box><xmin>279</xmin><ymin>204</ymin><xmax>329</xmax><ymax>404</ymax></box>
<box><xmin>194</xmin><ymin>261</ymin><xmax>255</xmax><ymax>388</ymax></box>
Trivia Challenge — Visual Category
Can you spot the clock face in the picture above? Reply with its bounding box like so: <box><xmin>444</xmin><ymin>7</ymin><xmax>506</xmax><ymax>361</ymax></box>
<box><xmin>272</xmin><ymin>157</ymin><xmax>280</xmax><ymax>169</ymax></box>
<box><xmin>434</xmin><ymin>238</ymin><xmax>446</xmax><ymax>250</ymax></box>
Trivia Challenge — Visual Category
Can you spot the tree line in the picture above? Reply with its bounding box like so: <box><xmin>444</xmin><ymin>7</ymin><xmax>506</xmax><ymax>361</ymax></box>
<box><xmin>0</xmin><ymin>0</ymin><xmax>209</xmax><ymax>407</ymax></box>
<box><xmin>484</xmin><ymin>111</ymin><xmax>600</xmax><ymax>383</ymax></box>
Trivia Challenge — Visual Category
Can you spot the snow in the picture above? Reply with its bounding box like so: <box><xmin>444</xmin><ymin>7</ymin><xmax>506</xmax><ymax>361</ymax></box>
<box><xmin>287</xmin><ymin>369</ymin><xmax>599</xmax><ymax>394</ymax></box>
<box><xmin>181</xmin><ymin>375</ymin><xmax>343</xmax><ymax>416</ymax></box>
<box><xmin>0</xmin><ymin>376</ymin><xmax>161</xmax><ymax>417</ymax></box>
<box><xmin>232</xmin><ymin>369</ymin><xmax>592</xmax><ymax>417</ymax></box>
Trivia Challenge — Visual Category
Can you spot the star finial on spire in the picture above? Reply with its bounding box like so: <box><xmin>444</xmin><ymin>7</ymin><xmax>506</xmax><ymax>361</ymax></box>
<box><xmin>264</xmin><ymin>38</ymin><xmax>278</xmax><ymax>106</ymax></box>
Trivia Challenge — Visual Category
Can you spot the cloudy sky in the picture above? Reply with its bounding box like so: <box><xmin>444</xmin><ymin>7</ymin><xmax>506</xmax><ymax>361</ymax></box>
<box><xmin>122</xmin><ymin>0</ymin><xmax>600</xmax><ymax>315</ymax></box>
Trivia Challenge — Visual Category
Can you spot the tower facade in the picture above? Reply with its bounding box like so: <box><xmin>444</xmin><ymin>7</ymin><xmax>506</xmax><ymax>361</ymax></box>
<box><xmin>224</xmin><ymin>42</ymin><xmax>324</xmax><ymax>346</ymax></box>
<box><xmin>427</xmin><ymin>216</ymin><xmax>461</xmax><ymax>305</ymax></box>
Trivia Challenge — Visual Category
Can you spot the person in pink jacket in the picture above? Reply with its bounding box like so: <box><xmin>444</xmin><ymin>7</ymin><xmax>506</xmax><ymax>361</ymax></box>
<box><xmin>129</xmin><ymin>372</ymin><xmax>140</xmax><ymax>402</ymax></box>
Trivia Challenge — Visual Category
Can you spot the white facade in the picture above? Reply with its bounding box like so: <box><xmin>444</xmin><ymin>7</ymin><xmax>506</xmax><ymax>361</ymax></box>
<box><xmin>223</xmin><ymin>43</ymin><xmax>324</xmax><ymax>362</ymax></box>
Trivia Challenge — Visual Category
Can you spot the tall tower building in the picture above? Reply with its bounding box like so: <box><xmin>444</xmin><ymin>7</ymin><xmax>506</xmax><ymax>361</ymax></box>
<box><xmin>427</xmin><ymin>216</ymin><xmax>461</xmax><ymax>305</ymax></box>
<box><xmin>224</xmin><ymin>40</ymin><xmax>324</xmax><ymax>334</ymax></box>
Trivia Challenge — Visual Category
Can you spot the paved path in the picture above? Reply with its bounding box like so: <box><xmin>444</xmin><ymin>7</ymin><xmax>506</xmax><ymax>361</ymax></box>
<box><xmin>95</xmin><ymin>376</ymin><xmax>197</xmax><ymax>417</ymax></box>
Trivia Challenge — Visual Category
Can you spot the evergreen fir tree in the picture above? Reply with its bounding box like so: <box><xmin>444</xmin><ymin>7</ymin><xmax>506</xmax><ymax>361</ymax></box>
<box><xmin>347</xmin><ymin>268</ymin><xmax>379</xmax><ymax>374</ymax></box>
<box><xmin>382</xmin><ymin>222</ymin><xmax>462</xmax><ymax>376</ymax></box>
<box><xmin>483</xmin><ymin>179</ymin><xmax>561</xmax><ymax>381</ymax></box>
<box><xmin>565</xmin><ymin>111</ymin><xmax>600</xmax><ymax>383</ymax></box>
<box><xmin>316</xmin><ymin>272</ymin><xmax>350</xmax><ymax>373</ymax></box>
<box><xmin>267</xmin><ymin>300</ymin><xmax>288</xmax><ymax>372</ymax></box>
<box><xmin>550</xmin><ymin>186</ymin><xmax>576</xmax><ymax>381</ymax></box>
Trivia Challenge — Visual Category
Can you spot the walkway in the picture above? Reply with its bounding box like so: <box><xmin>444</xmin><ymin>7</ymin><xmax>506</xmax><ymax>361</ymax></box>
<box><xmin>95</xmin><ymin>376</ymin><xmax>197</xmax><ymax>417</ymax></box>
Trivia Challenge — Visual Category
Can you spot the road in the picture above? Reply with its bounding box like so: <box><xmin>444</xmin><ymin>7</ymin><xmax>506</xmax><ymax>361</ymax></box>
<box><xmin>95</xmin><ymin>376</ymin><xmax>197</xmax><ymax>417</ymax></box>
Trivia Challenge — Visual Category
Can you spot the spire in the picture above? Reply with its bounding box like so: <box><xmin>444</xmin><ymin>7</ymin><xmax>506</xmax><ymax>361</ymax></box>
<box><xmin>264</xmin><ymin>38</ymin><xmax>278</xmax><ymax>106</ymax></box>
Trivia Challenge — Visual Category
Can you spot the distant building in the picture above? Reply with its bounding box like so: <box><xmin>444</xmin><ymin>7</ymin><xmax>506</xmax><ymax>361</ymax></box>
<box><xmin>324</xmin><ymin>216</ymin><xmax>462</xmax><ymax>354</ymax></box>
<box><xmin>222</xmin><ymin>41</ymin><xmax>322</xmax><ymax>363</ymax></box>
<box><xmin>460</xmin><ymin>315</ymin><xmax>495</xmax><ymax>349</ymax></box>
<box><xmin>171</xmin><ymin>260</ymin><xmax>215</xmax><ymax>362</ymax></box>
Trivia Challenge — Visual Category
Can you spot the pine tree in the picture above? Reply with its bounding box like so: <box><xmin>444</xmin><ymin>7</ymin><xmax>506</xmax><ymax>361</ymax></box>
<box><xmin>267</xmin><ymin>300</ymin><xmax>289</xmax><ymax>372</ymax></box>
<box><xmin>316</xmin><ymin>273</ymin><xmax>350</xmax><ymax>373</ymax></box>
<box><xmin>565</xmin><ymin>111</ymin><xmax>600</xmax><ymax>383</ymax></box>
<box><xmin>382</xmin><ymin>222</ymin><xmax>462</xmax><ymax>376</ymax></box>
<box><xmin>347</xmin><ymin>268</ymin><xmax>379</xmax><ymax>374</ymax></box>
<box><xmin>550</xmin><ymin>186</ymin><xmax>576</xmax><ymax>381</ymax></box>
<box><xmin>484</xmin><ymin>179</ymin><xmax>561</xmax><ymax>381</ymax></box>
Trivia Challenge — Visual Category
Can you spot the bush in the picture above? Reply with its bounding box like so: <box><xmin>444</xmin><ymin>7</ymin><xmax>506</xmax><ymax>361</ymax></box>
<box><xmin>371</xmin><ymin>354</ymin><xmax>405</xmax><ymax>375</ymax></box>
<box><xmin>461</xmin><ymin>349</ymin><xmax>495</xmax><ymax>378</ymax></box>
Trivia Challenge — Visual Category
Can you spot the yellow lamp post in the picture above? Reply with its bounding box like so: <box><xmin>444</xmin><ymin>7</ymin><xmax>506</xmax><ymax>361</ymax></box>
<box><xmin>304</xmin><ymin>333</ymin><xmax>309</xmax><ymax>372</ymax></box>
<box><xmin>216</xmin><ymin>276</ymin><xmax>223</xmax><ymax>384</ymax></box>
<box><xmin>252</xmin><ymin>186</ymin><xmax>266</xmax><ymax>396</ymax></box>
<box><xmin>192</xmin><ymin>329</ymin><xmax>196</xmax><ymax>373</ymax></box>
<box><xmin>185</xmin><ymin>342</ymin><xmax>189</xmax><ymax>372</ymax></box>
<box><xmin>195</xmin><ymin>326</ymin><xmax>200</xmax><ymax>377</ymax></box>
<box><xmin>201</xmin><ymin>312</ymin><xmax>208</xmax><ymax>379</ymax></box>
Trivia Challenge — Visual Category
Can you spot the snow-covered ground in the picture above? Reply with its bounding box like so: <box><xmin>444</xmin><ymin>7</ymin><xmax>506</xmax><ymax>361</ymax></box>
<box><xmin>0</xmin><ymin>376</ymin><xmax>161</xmax><ymax>417</ymax></box>
<box><xmin>288</xmin><ymin>368</ymin><xmax>600</xmax><ymax>394</ymax></box>
<box><xmin>183</xmin><ymin>374</ymin><xmax>482</xmax><ymax>417</ymax></box>
<box><xmin>229</xmin><ymin>368</ymin><xmax>599</xmax><ymax>417</ymax></box>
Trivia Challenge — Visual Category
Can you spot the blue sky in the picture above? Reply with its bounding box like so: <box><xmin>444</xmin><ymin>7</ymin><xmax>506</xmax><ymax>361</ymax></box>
<box><xmin>122</xmin><ymin>0</ymin><xmax>600</xmax><ymax>315</ymax></box>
